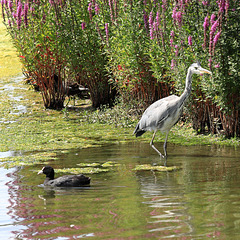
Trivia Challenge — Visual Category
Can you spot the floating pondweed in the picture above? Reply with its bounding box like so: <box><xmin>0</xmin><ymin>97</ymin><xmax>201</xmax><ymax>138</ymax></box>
<box><xmin>0</xmin><ymin>152</ymin><xmax>58</xmax><ymax>168</ymax></box>
<box><xmin>133</xmin><ymin>164</ymin><xmax>181</xmax><ymax>172</ymax></box>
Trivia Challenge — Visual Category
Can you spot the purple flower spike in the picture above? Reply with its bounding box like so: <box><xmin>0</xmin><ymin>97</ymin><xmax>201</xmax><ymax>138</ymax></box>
<box><xmin>95</xmin><ymin>3</ymin><xmax>100</xmax><ymax>15</ymax></box>
<box><xmin>203</xmin><ymin>16</ymin><xmax>209</xmax><ymax>30</ymax></box>
<box><xmin>171</xmin><ymin>59</ymin><xmax>175</xmax><ymax>70</ymax></box>
<box><xmin>156</xmin><ymin>11</ymin><xmax>160</xmax><ymax>27</ymax></box>
<box><xmin>149</xmin><ymin>11</ymin><xmax>153</xmax><ymax>27</ymax></box>
<box><xmin>143</xmin><ymin>10</ymin><xmax>148</xmax><ymax>31</ymax></box>
<box><xmin>8</xmin><ymin>0</ymin><xmax>12</xmax><ymax>12</ymax></box>
<box><xmin>88</xmin><ymin>2</ymin><xmax>92</xmax><ymax>20</ymax></box>
<box><xmin>81</xmin><ymin>22</ymin><xmax>86</xmax><ymax>30</ymax></box>
<box><xmin>172</xmin><ymin>7</ymin><xmax>177</xmax><ymax>21</ymax></box>
<box><xmin>188</xmin><ymin>36</ymin><xmax>192</xmax><ymax>46</ymax></box>
<box><xmin>210</xmin><ymin>14</ymin><xmax>216</xmax><ymax>25</ymax></box>
<box><xmin>210</xmin><ymin>20</ymin><xmax>218</xmax><ymax>35</ymax></box>
<box><xmin>24</xmin><ymin>2</ymin><xmax>29</xmax><ymax>27</ymax></box>
<box><xmin>17</xmin><ymin>1</ymin><xmax>22</xmax><ymax>30</ymax></box>
<box><xmin>213</xmin><ymin>31</ymin><xmax>221</xmax><ymax>45</ymax></box>
<box><xmin>105</xmin><ymin>23</ymin><xmax>109</xmax><ymax>43</ymax></box>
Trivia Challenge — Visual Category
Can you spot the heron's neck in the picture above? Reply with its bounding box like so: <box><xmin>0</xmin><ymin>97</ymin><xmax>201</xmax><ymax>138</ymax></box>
<box><xmin>179</xmin><ymin>69</ymin><xmax>193</xmax><ymax>107</ymax></box>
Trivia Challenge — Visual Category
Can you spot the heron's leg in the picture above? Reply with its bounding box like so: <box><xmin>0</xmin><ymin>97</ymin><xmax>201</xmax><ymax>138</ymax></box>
<box><xmin>163</xmin><ymin>131</ymin><xmax>169</xmax><ymax>166</ymax></box>
<box><xmin>150</xmin><ymin>130</ymin><xmax>164</xmax><ymax>159</ymax></box>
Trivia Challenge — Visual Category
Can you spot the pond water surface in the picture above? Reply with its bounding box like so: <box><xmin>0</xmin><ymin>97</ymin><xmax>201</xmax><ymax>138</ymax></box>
<box><xmin>1</xmin><ymin>142</ymin><xmax>240</xmax><ymax>239</ymax></box>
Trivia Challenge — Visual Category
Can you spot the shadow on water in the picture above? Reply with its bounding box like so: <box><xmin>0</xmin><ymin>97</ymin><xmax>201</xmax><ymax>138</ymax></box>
<box><xmin>1</xmin><ymin>142</ymin><xmax>240</xmax><ymax>239</ymax></box>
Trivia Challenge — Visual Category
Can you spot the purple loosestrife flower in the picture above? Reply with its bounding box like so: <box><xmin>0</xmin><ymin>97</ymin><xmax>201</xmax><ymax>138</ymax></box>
<box><xmin>8</xmin><ymin>19</ymin><xmax>12</xmax><ymax>27</ymax></box>
<box><xmin>81</xmin><ymin>22</ymin><xmax>86</xmax><ymax>30</ymax></box>
<box><xmin>8</xmin><ymin>0</ymin><xmax>12</xmax><ymax>12</ymax></box>
<box><xmin>109</xmin><ymin>0</ymin><xmax>114</xmax><ymax>23</ymax></box>
<box><xmin>188</xmin><ymin>35</ymin><xmax>192</xmax><ymax>46</ymax></box>
<box><xmin>210</xmin><ymin>14</ymin><xmax>216</xmax><ymax>25</ymax></box>
<box><xmin>172</xmin><ymin>7</ymin><xmax>177</xmax><ymax>22</ymax></box>
<box><xmin>143</xmin><ymin>10</ymin><xmax>148</xmax><ymax>31</ymax></box>
<box><xmin>171</xmin><ymin>59</ymin><xmax>175</xmax><ymax>70</ymax></box>
<box><xmin>153</xmin><ymin>21</ymin><xmax>158</xmax><ymax>32</ymax></box>
<box><xmin>203</xmin><ymin>16</ymin><xmax>209</xmax><ymax>30</ymax></box>
<box><xmin>213</xmin><ymin>31</ymin><xmax>221</xmax><ymax>46</ymax></box>
<box><xmin>210</xmin><ymin>20</ymin><xmax>218</xmax><ymax>35</ymax></box>
<box><xmin>212</xmin><ymin>31</ymin><xmax>221</xmax><ymax>55</ymax></box>
<box><xmin>12</xmin><ymin>12</ymin><xmax>16</xmax><ymax>19</ymax></box>
<box><xmin>214</xmin><ymin>63</ymin><xmax>220</xmax><ymax>68</ymax></box>
<box><xmin>208</xmin><ymin>57</ymin><xmax>212</xmax><ymax>68</ymax></box>
<box><xmin>176</xmin><ymin>11</ymin><xmax>183</xmax><ymax>26</ymax></box>
<box><xmin>156</xmin><ymin>11</ymin><xmax>160</xmax><ymax>27</ymax></box>
<box><xmin>149</xmin><ymin>11</ymin><xmax>154</xmax><ymax>39</ymax></box>
<box><xmin>105</xmin><ymin>23</ymin><xmax>109</xmax><ymax>44</ymax></box>
<box><xmin>95</xmin><ymin>3</ymin><xmax>100</xmax><ymax>15</ymax></box>
<box><xmin>218</xmin><ymin>0</ymin><xmax>225</xmax><ymax>12</ymax></box>
<box><xmin>24</xmin><ymin>2</ymin><xmax>28</xmax><ymax>27</ymax></box>
<box><xmin>17</xmin><ymin>1</ymin><xmax>22</xmax><ymax>30</ymax></box>
<box><xmin>149</xmin><ymin>11</ymin><xmax>153</xmax><ymax>28</ymax></box>
<box><xmin>150</xmin><ymin>27</ymin><xmax>154</xmax><ymax>40</ymax></box>
<box><xmin>162</xmin><ymin>0</ymin><xmax>167</xmax><ymax>12</ymax></box>
<box><xmin>202</xmin><ymin>15</ymin><xmax>209</xmax><ymax>50</ymax></box>
<box><xmin>225</xmin><ymin>0</ymin><xmax>229</xmax><ymax>15</ymax></box>
<box><xmin>174</xmin><ymin>45</ymin><xmax>178</xmax><ymax>56</ymax></box>
<box><xmin>88</xmin><ymin>2</ymin><xmax>92</xmax><ymax>20</ymax></box>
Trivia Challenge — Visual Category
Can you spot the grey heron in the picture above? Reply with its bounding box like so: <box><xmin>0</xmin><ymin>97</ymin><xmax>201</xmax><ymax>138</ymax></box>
<box><xmin>133</xmin><ymin>62</ymin><xmax>212</xmax><ymax>166</ymax></box>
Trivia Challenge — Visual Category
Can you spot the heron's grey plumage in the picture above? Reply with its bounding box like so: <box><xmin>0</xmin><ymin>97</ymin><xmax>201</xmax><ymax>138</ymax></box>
<box><xmin>133</xmin><ymin>62</ymin><xmax>212</xmax><ymax>166</ymax></box>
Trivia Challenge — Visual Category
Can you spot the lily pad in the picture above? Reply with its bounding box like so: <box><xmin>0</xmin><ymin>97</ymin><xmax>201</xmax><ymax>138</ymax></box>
<box><xmin>133</xmin><ymin>164</ymin><xmax>181</xmax><ymax>172</ymax></box>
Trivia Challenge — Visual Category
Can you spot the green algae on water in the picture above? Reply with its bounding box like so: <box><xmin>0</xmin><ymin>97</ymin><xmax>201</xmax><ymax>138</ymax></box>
<box><xmin>55</xmin><ymin>167</ymin><xmax>109</xmax><ymax>175</ymax></box>
<box><xmin>133</xmin><ymin>164</ymin><xmax>181</xmax><ymax>172</ymax></box>
<box><xmin>0</xmin><ymin>152</ymin><xmax>58</xmax><ymax>168</ymax></box>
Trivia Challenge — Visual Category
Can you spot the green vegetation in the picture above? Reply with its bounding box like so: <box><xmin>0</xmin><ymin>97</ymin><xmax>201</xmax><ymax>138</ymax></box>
<box><xmin>1</xmin><ymin>0</ymin><xmax>240</xmax><ymax>138</ymax></box>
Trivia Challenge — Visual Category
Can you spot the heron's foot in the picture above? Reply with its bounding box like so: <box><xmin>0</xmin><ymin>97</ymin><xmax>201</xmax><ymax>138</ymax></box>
<box><xmin>158</xmin><ymin>154</ymin><xmax>167</xmax><ymax>167</ymax></box>
<box><xmin>163</xmin><ymin>155</ymin><xmax>167</xmax><ymax>167</ymax></box>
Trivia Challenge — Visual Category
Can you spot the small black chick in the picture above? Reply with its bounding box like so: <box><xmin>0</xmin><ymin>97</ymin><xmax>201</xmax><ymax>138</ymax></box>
<box><xmin>38</xmin><ymin>166</ymin><xmax>91</xmax><ymax>187</ymax></box>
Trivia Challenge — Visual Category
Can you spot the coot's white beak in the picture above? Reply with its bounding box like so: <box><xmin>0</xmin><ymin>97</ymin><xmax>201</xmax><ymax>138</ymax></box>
<box><xmin>38</xmin><ymin>167</ymin><xmax>44</xmax><ymax>175</ymax></box>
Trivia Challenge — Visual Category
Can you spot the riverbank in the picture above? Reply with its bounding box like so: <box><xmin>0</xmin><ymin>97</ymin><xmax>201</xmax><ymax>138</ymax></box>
<box><xmin>0</xmin><ymin>17</ymin><xmax>239</xmax><ymax>168</ymax></box>
<box><xmin>0</xmin><ymin>73</ymin><xmax>239</xmax><ymax>167</ymax></box>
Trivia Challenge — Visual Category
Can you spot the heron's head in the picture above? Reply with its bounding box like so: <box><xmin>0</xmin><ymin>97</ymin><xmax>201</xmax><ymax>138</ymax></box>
<box><xmin>190</xmin><ymin>61</ymin><xmax>212</xmax><ymax>75</ymax></box>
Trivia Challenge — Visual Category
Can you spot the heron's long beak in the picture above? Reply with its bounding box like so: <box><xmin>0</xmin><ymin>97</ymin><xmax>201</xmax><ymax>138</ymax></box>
<box><xmin>38</xmin><ymin>170</ymin><xmax>43</xmax><ymax>175</ymax></box>
<box><xmin>200</xmin><ymin>67</ymin><xmax>212</xmax><ymax>75</ymax></box>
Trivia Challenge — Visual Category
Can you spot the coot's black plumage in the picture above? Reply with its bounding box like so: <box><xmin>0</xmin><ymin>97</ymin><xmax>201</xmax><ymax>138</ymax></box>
<box><xmin>38</xmin><ymin>166</ymin><xmax>91</xmax><ymax>187</ymax></box>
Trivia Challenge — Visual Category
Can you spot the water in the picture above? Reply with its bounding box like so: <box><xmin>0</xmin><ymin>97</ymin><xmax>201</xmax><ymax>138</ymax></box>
<box><xmin>1</xmin><ymin>142</ymin><xmax>240</xmax><ymax>239</ymax></box>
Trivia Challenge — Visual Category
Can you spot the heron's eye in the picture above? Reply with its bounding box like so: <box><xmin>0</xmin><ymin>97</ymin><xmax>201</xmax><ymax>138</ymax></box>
<box><xmin>195</xmin><ymin>67</ymin><xmax>198</xmax><ymax>70</ymax></box>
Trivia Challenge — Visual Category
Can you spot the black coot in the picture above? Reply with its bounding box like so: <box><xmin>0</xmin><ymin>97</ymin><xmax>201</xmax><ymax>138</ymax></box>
<box><xmin>38</xmin><ymin>166</ymin><xmax>91</xmax><ymax>187</ymax></box>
